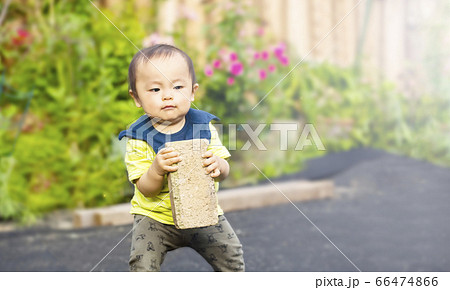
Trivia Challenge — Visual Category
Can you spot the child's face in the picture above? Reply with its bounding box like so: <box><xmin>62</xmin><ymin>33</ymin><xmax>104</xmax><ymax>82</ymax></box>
<box><xmin>130</xmin><ymin>53</ymin><xmax>198</xmax><ymax>127</ymax></box>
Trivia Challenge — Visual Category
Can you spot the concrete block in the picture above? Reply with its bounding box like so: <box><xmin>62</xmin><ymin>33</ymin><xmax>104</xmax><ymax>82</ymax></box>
<box><xmin>218</xmin><ymin>180</ymin><xmax>334</xmax><ymax>212</ymax></box>
<box><xmin>73</xmin><ymin>204</ymin><xmax>132</xmax><ymax>228</ymax></box>
<box><xmin>166</xmin><ymin>139</ymin><xmax>218</xmax><ymax>229</ymax></box>
<box><xmin>73</xmin><ymin>208</ymin><xmax>99</xmax><ymax>228</ymax></box>
<box><xmin>94</xmin><ymin>203</ymin><xmax>133</xmax><ymax>226</ymax></box>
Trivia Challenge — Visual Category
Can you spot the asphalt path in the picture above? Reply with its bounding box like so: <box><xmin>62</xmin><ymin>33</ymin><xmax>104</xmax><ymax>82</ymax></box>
<box><xmin>1</xmin><ymin>148</ymin><xmax>449</xmax><ymax>271</ymax></box>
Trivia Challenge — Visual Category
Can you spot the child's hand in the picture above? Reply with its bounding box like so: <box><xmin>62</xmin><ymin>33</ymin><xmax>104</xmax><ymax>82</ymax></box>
<box><xmin>151</xmin><ymin>147</ymin><xmax>182</xmax><ymax>176</ymax></box>
<box><xmin>202</xmin><ymin>151</ymin><xmax>221</xmax><ymax>178</ymax></box>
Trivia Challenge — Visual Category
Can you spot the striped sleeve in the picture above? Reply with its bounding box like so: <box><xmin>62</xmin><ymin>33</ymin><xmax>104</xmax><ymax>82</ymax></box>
<box><xmin>207</xmin><ymin>123</ymin><xmax>231</xmax><ymax>159</ymax></box>
<box><xmin>124</xmin><ymin>138</ymin><xmax>156</xmax><ymax>183</ymax></box>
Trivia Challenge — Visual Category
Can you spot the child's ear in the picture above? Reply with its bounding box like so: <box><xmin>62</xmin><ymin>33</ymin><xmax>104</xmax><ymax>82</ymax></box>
<box><xmin>191</xmin><ymin>83</ymin><xmax>199</xmax><ymax>101</ymax></box>
<box><xmin>129</xmin><ymin>90</ymin><xmax>142</xmax><ymax>108</ymax></box>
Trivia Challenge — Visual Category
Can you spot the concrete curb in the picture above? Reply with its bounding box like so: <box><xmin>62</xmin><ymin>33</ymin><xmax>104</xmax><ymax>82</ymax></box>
<box><xmin>73</xmin><ymin>179</ymin><xmax>334</xmax><ymax>228</ymax></box>
<box><xmin>218</xmin><ymin>180</ymin><xmax>334</xmax><ymax>212</ymax></box>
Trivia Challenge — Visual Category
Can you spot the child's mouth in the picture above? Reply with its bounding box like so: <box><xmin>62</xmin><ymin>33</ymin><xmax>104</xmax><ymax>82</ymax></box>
<box><xmin>163</xmin><ymin>105</ymin><xmax>176</xmax><ymax>110</ymax></box>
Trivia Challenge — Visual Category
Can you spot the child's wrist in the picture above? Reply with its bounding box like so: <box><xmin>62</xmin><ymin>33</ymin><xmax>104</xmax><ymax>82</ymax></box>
<box><xmin>149</xmin><ymin>163</ymin><xmax>166</xmax><ymax>178</ymax></box>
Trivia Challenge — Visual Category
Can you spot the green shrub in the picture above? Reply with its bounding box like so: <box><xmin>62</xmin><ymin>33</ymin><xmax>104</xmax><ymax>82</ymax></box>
<box><xmin>281</xmin><ymin>63</ymin><xmax>450</xmax><ymax>168</ymax></box>
<box><xmin>0</xmin><ymin>1</ymin><xmax>144</xmax><ymax>223</ymax></box>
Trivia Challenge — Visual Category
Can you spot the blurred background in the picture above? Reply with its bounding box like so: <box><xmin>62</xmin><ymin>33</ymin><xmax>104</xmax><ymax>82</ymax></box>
<box><xmin>1</xmin><ymin>0</ymin><xmax>449</xmax><ymax>226</ymax></box>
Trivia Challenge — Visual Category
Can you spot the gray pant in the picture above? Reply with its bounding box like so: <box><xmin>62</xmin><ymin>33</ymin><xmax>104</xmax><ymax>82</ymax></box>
<box><xmin>129</xmin><ymin>214</ymin><xmax>245</xmax><ymax>272</ymax></box>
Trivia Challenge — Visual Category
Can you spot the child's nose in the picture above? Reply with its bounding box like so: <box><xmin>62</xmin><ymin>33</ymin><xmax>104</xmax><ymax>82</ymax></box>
<box><xmin>162</xmin><ymin>92</ymin><xmax>173</xmax><ymax>100</ymax></box>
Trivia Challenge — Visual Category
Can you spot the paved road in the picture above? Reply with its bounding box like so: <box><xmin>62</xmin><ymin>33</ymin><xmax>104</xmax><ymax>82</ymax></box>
<box><xmin>1</xmin><ymin>148</ymin><xmax>449</xmax><ymax>271</ymax></box>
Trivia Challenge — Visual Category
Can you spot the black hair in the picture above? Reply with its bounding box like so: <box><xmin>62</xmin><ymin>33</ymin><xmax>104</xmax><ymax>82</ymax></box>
<box><xmin>128</xmin><ymin>44</ymin><xmax>197</xmax><ymax>99</ymax></box>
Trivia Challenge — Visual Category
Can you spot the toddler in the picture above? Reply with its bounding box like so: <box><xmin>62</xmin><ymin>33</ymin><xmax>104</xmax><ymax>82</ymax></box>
<box><xmin>119</xmin><ymin>44</ymin><xmax>245</xmax><ymax>272</ymax></box>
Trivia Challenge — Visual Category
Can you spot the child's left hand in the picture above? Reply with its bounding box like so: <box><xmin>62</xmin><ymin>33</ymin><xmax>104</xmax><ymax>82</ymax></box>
<box><xmin>202</xmin><ymin>151</ymin><xmax>221</xmax><ymax>178</ymax></box>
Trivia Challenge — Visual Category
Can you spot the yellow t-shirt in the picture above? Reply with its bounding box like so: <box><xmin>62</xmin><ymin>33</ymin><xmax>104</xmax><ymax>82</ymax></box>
<box><xmin>124</xmin><ymin>123</ymin><xmax>230</xmax><ymax>225</ymax></box>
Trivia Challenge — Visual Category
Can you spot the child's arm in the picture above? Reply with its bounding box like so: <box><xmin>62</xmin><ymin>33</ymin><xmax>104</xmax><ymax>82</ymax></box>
<box><xmin>202</xmin><ymin>151</ymin><xmax>230</xmax><ymax>182</ymax></box>
<box><xmin>135</xmin><ymin>147</ymin><xmax>181</xmax><ymax>198</ymax></box>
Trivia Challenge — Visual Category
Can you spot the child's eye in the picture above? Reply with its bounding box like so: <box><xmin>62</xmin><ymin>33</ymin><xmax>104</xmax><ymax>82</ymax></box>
<box><xmin>149</xmin><ymin>88</ymin><xmax>160</xmax><ymax>92</ymax></box>
<box><xmin>174</xmin><ymin>86</ymin><xmax>183</xmax><ymax>90</ymax></box>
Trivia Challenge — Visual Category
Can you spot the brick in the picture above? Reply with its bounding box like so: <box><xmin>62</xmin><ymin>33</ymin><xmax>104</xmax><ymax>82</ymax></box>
<box><xmin>166</xmin><ymin>139</ymin><xmax>218</xmax><ymax>229</ymax></box>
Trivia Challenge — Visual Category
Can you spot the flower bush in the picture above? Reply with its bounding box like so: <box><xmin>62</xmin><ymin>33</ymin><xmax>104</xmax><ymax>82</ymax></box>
<box><xmin>198</xmin><ymin>21</ymin><xmax>293</xmax><ymax>124</ymax></box>
<box><xmin>199</xmin><ymin>40</ymin><xmax>293</xmax><ymax>129</ymax></box>
<box><xmin>204</xmin><ymin>42</ymin><xmax>289</xmax><ymax>86</ymax></box>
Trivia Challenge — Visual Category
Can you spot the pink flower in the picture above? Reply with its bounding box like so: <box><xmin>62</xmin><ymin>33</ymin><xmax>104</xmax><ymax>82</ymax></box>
<box><xmin>268</xmin><ymin>64</ymin><xmax>276</xmax><ymax>73</ymax></box>
<box><xmin>142</xmin><ymin>32</ymin><xmax>174</xmax><ymax>48</ymax></box>
<box><xmin>230</xmin><ymin>52</ymin><xmax>238</xmax><ymax>62</ymax></box>
<box><xmin>261</xmin><ymin>51</ymin><xmax>269</xmax><ymax>60</ymax></box>
<box><xmin>219</xmin><ymin>48</ymin><xmax>227</xmax><ymax>56</ymax></box>
<box><xmin>213</xmin><ymin>59</ymin><xmax>221</xmax><ymax>69</ymax></box>
<box><xmin>17</xmin><ymin>29</ymin><xmax>30</xmax><ymax>38</ymax></box>
<box><xmin>12</xmin><ymin>28</ymin><xmax>30</xmax><ymax>46</ymax></box>
<box><xmin>274</xmin><ymin>47</ymin><xmax>284</xmax><ymax>58</ymax></box>
<box><xmin>257</xmin><ymin>27</ymin><xmax>265</xmax><ymax>36</ymax></box>
<box><xmin>259</xmin><ymin>69</ymin><xmax>267</xmax><ymax>80</ymax></box>
<box><xmin>254</xmin><ymin>52</ymin><xmax>260</xmax><ymax>60</ymax></box>
<box><xmin>204</xmin><ymin>65</ymin><xmax>213</xmax><ymax>77</ymax></box>
<box><xmin>279</xmin><ymin>56</ymin><xmax>289</xmax><ymax>66</ymax></box>
<box><xmin>274</xmin><ymin>42</ymin><xmax>286</xmax><ymax>57</ymax></box>
<box><xmin>230</xmin><ymin>62</ymin><xmax>243</xmax><ymax>76</ymax></box>
<box><xmin>227</xmin><ymin>77</ymin><xmax>235</xmax><ymax>86</ymax></box>
<box><xmin>219</xmin><ymin>49</ymin><xmax>229</xmax><ymax>62</ymax></box>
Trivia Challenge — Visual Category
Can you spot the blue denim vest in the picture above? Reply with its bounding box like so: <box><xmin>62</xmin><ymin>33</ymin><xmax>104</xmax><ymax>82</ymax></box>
<box><xmin>118</xmin><ymin>108</ymin><xmax>219</xmax><ymax>154</ymax></box>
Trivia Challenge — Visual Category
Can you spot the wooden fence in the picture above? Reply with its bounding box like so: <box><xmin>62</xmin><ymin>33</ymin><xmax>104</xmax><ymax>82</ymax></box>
<box><xmin>247</xmin><ymin>0</ymin><xmax>443</xmax><ymax>89</ymax></box>
<box><xmin>104</xmin><ymin>0</ymin><xmax>446</xmax><ymax>92</ymax></box>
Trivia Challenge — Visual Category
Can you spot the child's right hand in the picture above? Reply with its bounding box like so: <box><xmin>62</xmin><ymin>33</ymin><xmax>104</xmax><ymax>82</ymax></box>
<box><xmin>151</xmin><ymin>147</ymin><xmax>182</xmax><ymax>176</ymax></box>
